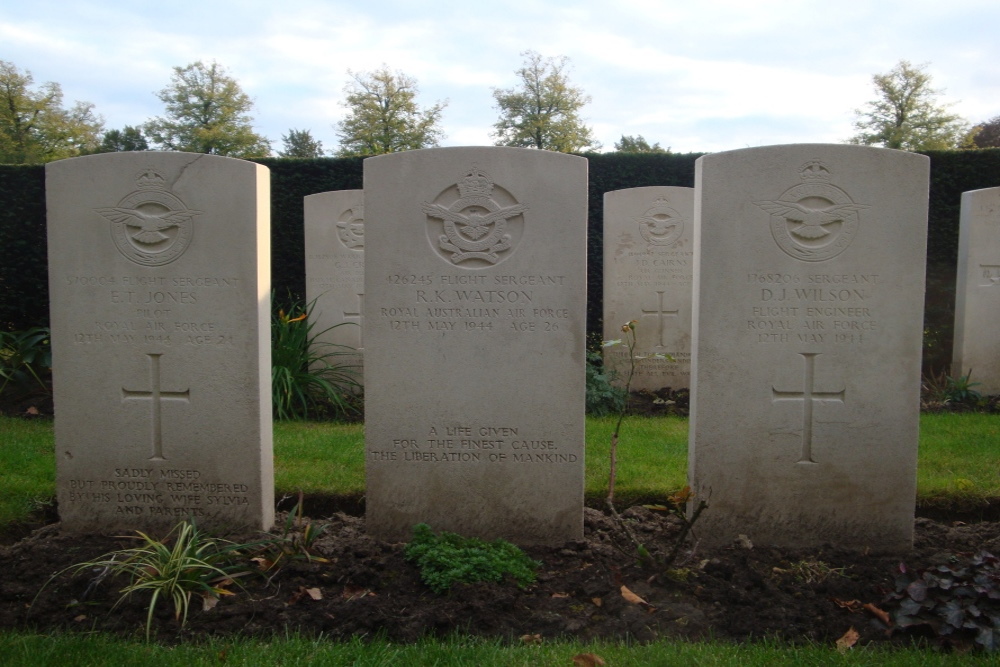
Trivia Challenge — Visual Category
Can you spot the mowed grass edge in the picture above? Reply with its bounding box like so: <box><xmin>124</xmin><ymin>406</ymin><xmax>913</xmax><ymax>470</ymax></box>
<box><xmin>0</xmin><ymin>413</ymin><xmax>997</xmax><ymax>525</ymax></box>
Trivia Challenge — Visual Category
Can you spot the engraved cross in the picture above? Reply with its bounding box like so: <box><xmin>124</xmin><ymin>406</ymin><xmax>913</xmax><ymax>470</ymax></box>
<box><xmin>343</xmin><ymin>293</ymin><xmax>364</xmax><ymax>349</ymax></box>
<box><xmin>640</xmin><ymin>291</ymin><xmax>678</xmax><ymax>348</ymax></box>
<box><xmin>122</xmin><ymin>353</ymin><xmax>190</xmax><ymax>461</ymax></box>
<box><xmin>771</xmin><ymin>352</ymin><xmax>845</xmax><ymax>464</ymax></box>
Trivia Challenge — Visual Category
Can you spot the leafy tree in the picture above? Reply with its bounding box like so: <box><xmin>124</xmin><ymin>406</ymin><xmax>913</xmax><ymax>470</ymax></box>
<box><xmin>96</xmin><ymin>125</ymin><xmax>149</xmax><ymax>152</ymax></box>
<box><xmin>614</xmin><ymin>134</ymin><xmax>669</xmax><ymax>153</ymax></box>
<box><xmin>491</xmin><ymin>50</ymin><xmax>599</xmax><ymax>153</ymax></box>
<box><xmin>334</xmin><ymin>66</ymin><xmax>447</xmax><ymax>157</ymax></box>
<box><xmin>0</xmin><ymin>60</ymin><xmax>103</xmax><ymax>164</ymax></box>
<box><xmin>965</xmin><ymin>115</ymin><xmax>1000</xmax><ymax>149</ymax></box>
<box><xmin>145</xmin><ymin>60</ymin><xmax>271</xmax><ymax>157</ymax></box>
<box><xmin>849</xmin><ymin>60</ymin><xmax>968</xmax><ymax>151</ymax></box>
<box><xmin>279</xmin><ymin>128</ymin><xmax>325</xmax><ymax>158</ymax></box>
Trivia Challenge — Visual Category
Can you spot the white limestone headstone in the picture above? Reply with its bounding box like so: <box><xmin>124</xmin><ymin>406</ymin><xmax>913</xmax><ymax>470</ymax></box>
<box><xmin>47</xmin><ymin>152</ymin><xmax>273</xmax><ymax>533</ymax></box>
<box><xmin>952</xmin><ymin>186</ymin><xmax>1000</xmax><ymax>395</ymax></box>
<box><xmin>364</xmin><ymin>146</ymin><xmax>587</xmax><ymax>545</ymax></box>
<box><xmin>304</xmin><ymin>190</ymin><xmax>364</xmax><ymax>381</ymax></box>
<box><xmin>603</xmin><ymin>187</ymin><xmax>693</xmax><ymax>391</ymax></box>
<box><xmin>689</xmin><ymin>144</ymin><xmax>929</xmax><ymax>550</ymax></box>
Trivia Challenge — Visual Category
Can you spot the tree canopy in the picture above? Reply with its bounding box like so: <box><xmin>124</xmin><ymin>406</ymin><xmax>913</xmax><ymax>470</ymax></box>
<box><xmin>965</xmin><ymin>115</ymin><xmax>1000</xmax><ymax>149</ymax></box>
<box><xmin>0</xmin><ymin>60</ymin><xmax>104</xmax><ymax>164</ymax></box>
<box><xmin>614</xmin><ymin>134</ymin><xmax>669</xmax><ymax>153</ymax></box>
<box><xmin>849</xmin><ymin>60</ymin><xmax>968</xmax><ymax>151</ymax></box>
<box><xmin>334</xmin><ymin>66</ymin><xmax>447</xmax><ymax>157</ymax></box>
<box><xmin>491</xmin><ymin>51</ymin><xmax>599</xmax><ymax>153</ymax></box>
<box><xmin>95</xmin><ymin>125</ymin><xmax>149</xmax><ymax>153</ymax></box>
<box><xmin>144</xmin><ymin>60</ymin><xmax>271</xmax><ymax>157</ymax></box>
<box><xmin>279</xmin><ymin>128</ymin><xmax>325</xmax><ymax>158</ymax></box>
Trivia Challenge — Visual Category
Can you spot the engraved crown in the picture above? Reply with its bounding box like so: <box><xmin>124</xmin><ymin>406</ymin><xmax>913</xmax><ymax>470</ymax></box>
<box><xmin>457</xmin><ymin>167</ymin><xmax>493</xmax><ymax>198</ymax></box>
<box><xmin>135</xmin><ymin>168</ymin><xmax>167</xmax><ymax>190</ymax></box>
<box><xmin>799</xmin><ymin>160</ymin><xmax>832</xmax><ymax>182</ymax></box>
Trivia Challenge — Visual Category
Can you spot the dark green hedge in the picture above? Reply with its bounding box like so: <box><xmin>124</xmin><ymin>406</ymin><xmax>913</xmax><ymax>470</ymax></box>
<box><xmin>3</xmin><ymin>149</ymin><xmax>1000</xmax><ymax>372</ymax></box>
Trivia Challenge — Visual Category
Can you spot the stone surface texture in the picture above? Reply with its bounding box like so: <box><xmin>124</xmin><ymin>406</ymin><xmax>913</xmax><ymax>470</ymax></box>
<box><xmin>364</xmin><ymin>146</ymin><xmax>587</xmax><ymax>545</ymax></box>
<box><xmin>304</xmin><ymin>190</ymin><xmax>365</xmax><ymax>380</ymax></box>
<box><xmin>952</xmin><ymin>186</ymin><xmax>1000</xmax><ymax>395</ymax></box>
<box><xmin>46</xmin><ymin>152</ymin><xmax>273</xmax><ymax>533</ymax></box>
<box><xmin>689</xmin><ymin>144</ymin><xmax>929</xmax><ymax>550</ymax></box>
<box><xmin>603</xmin><ymin>186</ymin><xmax>693</xmax><ymax>391</ymax></box>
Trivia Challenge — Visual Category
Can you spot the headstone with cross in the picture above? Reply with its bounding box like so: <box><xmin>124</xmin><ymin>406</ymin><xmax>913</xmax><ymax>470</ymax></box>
<box><xmin>689</xmin><ymin>145</ymin><xmax>929</xmax><ymax>550</ymax></box>
<box><xmin>47</xmin><ymin>152</ymin><xmax>273</xmax><ymax>533</ymax></box>
<box><xmin>304</xmin><ymin>190</ymin><xmax>365</xmax><ymax>384</ymax></box>
<box><xmin>603</xmin><ymin>187</ymin><xmax>694</xmax><ymax>391</ymax></box>
<box><xmin>953</xmin><ymin>186</ymin><xmax>1000</xmax><ymax>395</ymax></box>
<box><xmin>363</xmin><ymin>147</ymin><xmax>588</xmax><ymax>545</ymax></box>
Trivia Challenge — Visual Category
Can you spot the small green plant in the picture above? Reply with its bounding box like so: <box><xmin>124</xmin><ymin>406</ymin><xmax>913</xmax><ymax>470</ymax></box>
<box><xmin>272</xmin><ymin>294</ymin><xmax>361</xmax><ymax>421</ymax></box>
<box><xmin>60</xmin><ymin>520</ymin><xmax>252</xmax><ymax>639</ymax></box>
<box><xmin>585</xmin><ymin>350</ymin><xmax>626</xmax><ymax>416</ymax></box>
<box><xmin>944</xmin><ymin>370</ymin><xmax>983</xmax><ymax>404</ymax></box>
<box><xmin>771</xmin><ymin>559</ymin><xmax>847</xmax><ymax>584</ymax></box>
<box><xmin>923</xmin><ymin>368</ymin><xmax>983</xmax><ymax>407</ymax></box>
<box><xmin>255</xmin><ymin>491</ymin><xmax>329</xmax><ymax>570</ymax></box>
<box><xmin>883</xmin><ymin>550</ymin><xmax>1000</xmax><ymax>651</ymax></box>
<box><xmin>0</xmin><ymin>327</ymin><xmax>51</xmax><ymax>398</ymax></box>
<box><xmin>403</xmin><ymin>523</ymin><xmax>539</xmax><ymax>594</ymax></box>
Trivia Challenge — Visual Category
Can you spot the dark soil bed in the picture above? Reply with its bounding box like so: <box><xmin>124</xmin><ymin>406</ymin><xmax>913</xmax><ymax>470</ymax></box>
<box><xmin>2</xmin><ymin>502</ymin><xmax>999</xmax><ymax>651</ymax></box>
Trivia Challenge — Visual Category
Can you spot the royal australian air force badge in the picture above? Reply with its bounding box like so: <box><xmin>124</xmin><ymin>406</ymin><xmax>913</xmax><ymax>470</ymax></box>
<box><xmin>422</xmin><ymin>167</ymin><xmax>528</xmax><ymax>267</ymax></box>
<box><xmin>95</xmin><ymin>168</ymin><xmax>202</xmax><ymax>266</ymax></box>
<box><xmin>754</xmin><ymin>160</ymin><xmax>869</xmax><ymax>262</ymax></box>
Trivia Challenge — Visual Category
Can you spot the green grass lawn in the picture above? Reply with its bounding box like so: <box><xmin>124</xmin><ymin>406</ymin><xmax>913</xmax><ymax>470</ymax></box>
<box><xmin>3</xmin><ymin>631</ymin><xmax>999</xmax><ymax>666</ymax></box>
<box><xmin>2</xmin><ymin>412</ymin><xmax>998</xmax><ymax>525</ymax></box>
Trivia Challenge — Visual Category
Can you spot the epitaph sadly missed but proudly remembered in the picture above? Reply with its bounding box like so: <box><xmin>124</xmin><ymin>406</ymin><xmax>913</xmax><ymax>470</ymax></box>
<box><xmin>603</xmin><ymin>187</ymin><xmax>693</xmax><ymax>391</ymax></box>
<box><xmin>364</xmin><ymin>147</ymin><xmax>587</xmax><ymax>545</ymax></box>
<box><xmin>47</xmin><ymin>152</ymin><xmax>273</xmax><ymax>532</ymax></box>
<box><xmin>689</xmin><ymin>145</ymin><xmax>929</xmax><ymax>550</ymax></box>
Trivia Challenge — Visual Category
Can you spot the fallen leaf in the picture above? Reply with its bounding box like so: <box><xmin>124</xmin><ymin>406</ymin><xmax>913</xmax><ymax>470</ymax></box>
<box><xmin>592</xmin><ymin>597</ymin><xmax>603</xmax><ymax>607</ymax></box>
<box><xmin>734</xmin><ymin>534</ymin><xmax>754</xmax><ymax>550</ymax></box>
<box><xmin>202</xmin><ymin>594</ymin><xmax>220</xmax><ymax>611</ymax></box>
<box><xmin>520</xmin><ymin>633</ymin><xmax>542</xmax><ymax>645</ymax></box>
<box><xmin>863</xmin><ymin>603</ymin><xmax>891</xmax><ymax>626</ymax></box>
<box><xmin>551</xmin><ymin>592</ymin><xmax>570</xmax><ymax>598</ymax></box>
<box><xmin>305</xmin><ymin>587</ymin><xmax>322</xmax><ymax>601</ymax></box>
<box><xmin>669</xmin><ymin>486</ymin><xmax>694</xmax><ymax>505</ymax></box>
<box><xmin>73</xmin><ymin>614</ymin><xmax>87</xmax><ymax>622</ymax></box>
<box><xmin>572</xmin><ymin>653</ymin><xmax>606</xmax><ymax>666</ymax></box>
<box><xmin>285</xmin><ymin>588</ymin><xmax>306</xmax><ymax>606</ymax></box>
<box><xmin>836</xmin><ymin>626</ymin><xmax>859</xmax><ymax>653</ymax></box>
<box><xmin>251</xmin><ymin>556</ymin><xmax>275</xmax><ymax>571</ymax></box>
<box><xmin>832</xmin><ymin>598</ymin><xmax>862</xmax><ymax>611</ymax></box>
<box><xmin>25</xmin><ymin>406</ymin><xmax>39</xmax><ymax>415</ymax></box>
<box><xmin>620</xmin><ymin>585</ymin><xmax>648</xmax><ymax>606</ymax></box>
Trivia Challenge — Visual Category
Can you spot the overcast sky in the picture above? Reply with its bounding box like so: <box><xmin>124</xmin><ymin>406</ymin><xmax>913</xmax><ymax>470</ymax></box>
<box><xmin>4</xmin><ymin>0</ymin><xmax>999</xmax><ymax>154</ymax></box>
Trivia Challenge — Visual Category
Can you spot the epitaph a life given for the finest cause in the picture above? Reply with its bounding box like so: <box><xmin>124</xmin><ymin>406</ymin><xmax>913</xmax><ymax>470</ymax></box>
<box><xmin>47</xmin><ymin>152</ymin><xmax>273</xmax><ymax>533</ymax></box>
<box><xmin>689</xmin><ymin>145</ymin><xmax>929</xmax><ymax>550</ymax></box>
<box><xmin>364</xmin><ymin>147</ymin><xmax>587</xmax><ymax>545</ymax></box>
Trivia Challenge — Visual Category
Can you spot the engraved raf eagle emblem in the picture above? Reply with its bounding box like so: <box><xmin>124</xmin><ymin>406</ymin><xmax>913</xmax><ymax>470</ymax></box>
<box><xmin>96</xmin><ymin>207</ymin><xmax>201</xmax><ymax>245</ymax></box>
<box><xmin>635</xmin><ymin>197</ymin><xmax>685</xmax><ymax>247</ymax></box>
<box><xmin>752</xmin><ymin>201</ymin><xmax>869</xmax><ymax>241</ymax></box>
<box><xmin>423</xmin><ymin>167</ymin><xmax>528</xmax><ymax>266</ymax></box>
<box><xmin>336</xmin><ymin>205</ymin><xmax>365</xmax><ymax>250</ymax></box>
<box><xmin>754</xmin><ymin>160</ymin><xmax>869</xmax><ymax>262</ymax></box>
<box><xmin>94</xmin><ymin>167</ymin><xmax>202</xmax><ymax>266</ymax></box>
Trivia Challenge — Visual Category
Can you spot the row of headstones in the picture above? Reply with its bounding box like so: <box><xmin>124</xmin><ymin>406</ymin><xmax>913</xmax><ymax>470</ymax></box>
<box><xmin>46</xmin><ymin>146</ymin><xmax>997</xmax><ymax>551</ymax></box>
